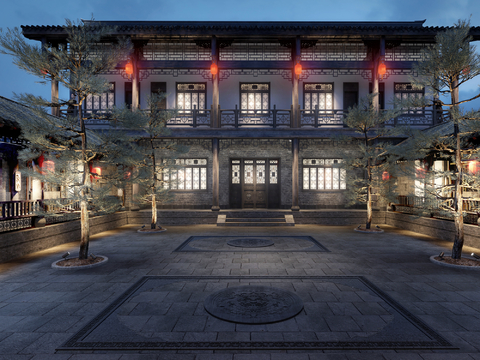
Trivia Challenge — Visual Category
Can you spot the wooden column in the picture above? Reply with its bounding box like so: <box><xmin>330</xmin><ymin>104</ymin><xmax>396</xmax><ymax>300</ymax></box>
<box><xmin>131</xmin><ymin>42</ymin><xmax>141</xmax><ymax>110</ymax></box>
<box><xmin>291</xmin><ymin>138</ymin><xmax>300</xmax><ymax>211</ymax></box>
<box><xmin>51</xmin><ymin>77</ymin><xmax>59</xmax><ymax>117</ymax></box>
<box><xmin>41</xmin><ymin>38</ymin><xmax>59</xmax><ymax>117</ymax></box>
<box><xmin>292</xmin><ymin>37</ymin><xmax>301</xmax><ymax>128</ymax></box>
<box><xmin>372</xmin><ymin>50</ymin><xmax>379</xmax><ymax>113</ymax></box>
<box><xmin>211</xmin><ymin>36</ymin><xmax>219</xmax><ymax>128</ymax></box>
<box><xmin>372</xmin><ymin>37</ymin><xmax>385</xmax><ymax>114</ymax></box>
<box><xmin>211</xmin><ymin>138</ymin><xmax>220</xmax><ymax>211</ymax></box>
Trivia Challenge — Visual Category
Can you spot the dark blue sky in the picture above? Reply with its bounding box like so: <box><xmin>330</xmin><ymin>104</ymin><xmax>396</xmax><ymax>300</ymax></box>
<box><xmin>1</xmin><ymin>0</ymin><xmax>479</xmax><ymax>109</ymax></box>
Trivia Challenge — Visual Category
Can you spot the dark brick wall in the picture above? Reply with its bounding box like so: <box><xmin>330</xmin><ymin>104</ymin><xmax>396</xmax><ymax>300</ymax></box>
<box><xmin>151</xmin><ymin>138</ymin><xmax>363</xmax><ymax>209</ymax></box>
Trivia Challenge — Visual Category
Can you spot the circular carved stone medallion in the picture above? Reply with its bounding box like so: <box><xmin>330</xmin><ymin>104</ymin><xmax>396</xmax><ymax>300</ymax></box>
<box><xmin>227</xmin><ymin>238</ymin><xmax>274</xmax><ymax>248</ymax></box>
<box><xmin>204</xmin><ymin>285</ymin><xmax>304</xmax><ymax>324</ymax></box>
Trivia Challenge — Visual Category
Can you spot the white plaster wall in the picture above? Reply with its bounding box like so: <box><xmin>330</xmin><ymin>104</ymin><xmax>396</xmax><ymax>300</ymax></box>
<box><xmin>99</xmin><ymin>71</ymin><xmax>422</xmax><ymax>111</ymax></box>
<box><xmin>218</xmin><ymin>74</ymin><xmax>293</xmax><ymax>110</ymax></box>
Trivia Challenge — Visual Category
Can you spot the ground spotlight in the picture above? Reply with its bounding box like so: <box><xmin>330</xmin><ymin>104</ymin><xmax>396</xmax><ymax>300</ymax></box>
<box><xmin>471</xmin><ymin>253</ymin><xmax>480</xmax><ymax>260</ymax></box>
<box><xmin>62</xmin><ymin>252</ymin><xmax>70</xmax><ymax>260</ymax></box>
<box><xmin>439</xmin><ymin>252</ymin><xmax>444</xmax><ymax>260</ymax></box>
<box><xmin>90</xmin><ymin>253</ymin><xmax>97</xmax><ymax>260</ymax></box>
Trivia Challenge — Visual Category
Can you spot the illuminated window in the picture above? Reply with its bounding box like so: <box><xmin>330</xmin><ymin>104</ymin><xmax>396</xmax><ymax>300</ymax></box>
<box><xmin>163</xmin><ymin>159</ymin><xmax>207</xmax><ymax>190</ymax></box>
<box><xmin>304</xmin><ymin>83</ymin><xmax>334</xmax><ymax>112</ymax></box>
<box><xmin>84</xmin><ymin>82</ymin><xmax>115</xmax><ymax>113</ymax></box>
<box><xmin>176</xmin><ymin>83</ymin><xmax>206</xmax><ymax>112</ymax></box>
<box><xmin>240</xmin><ymin>83</ymin><xmax>270</xmax><ymax>113</ymax></box>
<box><xmin>303</xmin><ymin>159</ymin><xmax>346</xmax><ymax>190</ymax></box>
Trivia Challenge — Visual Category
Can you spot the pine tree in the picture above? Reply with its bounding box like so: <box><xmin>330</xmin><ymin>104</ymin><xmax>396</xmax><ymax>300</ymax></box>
<box><xmin>113</xmin><ymin>94</ymin><xmax>187</xmax><ymax>230</ymax></box>
<box><xmin>341</xmin><ymin>94</ymin><xmax>402</xmax><ymax>230</ymax></box>
<box><xmin>398</xmin><ymin>19</ymin><xmax>480</xmax><ymax>259</ymax></box>
<box><xmin>0</xmin><ymin>19</ymin><xmax>132</xmax><ymax>259</ymax></box>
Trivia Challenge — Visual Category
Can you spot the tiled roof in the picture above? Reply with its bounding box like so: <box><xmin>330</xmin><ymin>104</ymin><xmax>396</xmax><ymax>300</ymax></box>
<box><xmin>0</xmin><ymin>96</ymin><xmax>39</xmax><ymax>128</ymax></box>
<box><xmin>21</xmin><ymin>20</ymin><xmax>480</xmax><ymax>41</ymax></box>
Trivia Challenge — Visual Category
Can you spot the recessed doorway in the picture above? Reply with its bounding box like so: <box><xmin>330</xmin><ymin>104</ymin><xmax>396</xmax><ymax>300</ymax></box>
<box><xmin>229</xmin><ymin>159</ymin><xmax>280</xmax><ymax>209</ymax></box>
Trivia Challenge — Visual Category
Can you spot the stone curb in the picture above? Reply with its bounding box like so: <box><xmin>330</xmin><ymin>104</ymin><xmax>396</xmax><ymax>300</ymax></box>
<box><xmin>429</xmin><ymin>255</ymin><xmax>480</xmax><ymax>270</ymax></box>
<box><xmin>354</xmin><ymin>227</ymin><xmax>384</xmax><ymax>233</ymax></box>
<box><xmin>137</xmin><ymin>228</ymin><xmax>167</xmax><ymax>233</ymax></box>
<box><xmin>51</xmin><ymin>255</ymin><xmax>109</xmax><ymax>270</ymax></box>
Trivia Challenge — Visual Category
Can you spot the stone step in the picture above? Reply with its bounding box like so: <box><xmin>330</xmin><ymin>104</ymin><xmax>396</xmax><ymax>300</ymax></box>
<box><xmin>217</xmin><ymin>214</ymin><xmax>295</xmax><ymax>226</ymax></box>
<box><xmin>221</xmin><ymin>221</ymin><xmax>294</xmax><ymax>227</ymax></box>
<box><xmin>226</xmin><ymin>218</ymin><xmax>284</xmax><ymax>222</ymax></box>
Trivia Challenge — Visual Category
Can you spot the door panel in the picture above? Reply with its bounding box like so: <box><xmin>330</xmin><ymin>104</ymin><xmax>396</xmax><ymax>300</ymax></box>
<box><xmin>230</xmin><ymin>158</ymin><xmax>280</xmax><ymax>209</ymax></box>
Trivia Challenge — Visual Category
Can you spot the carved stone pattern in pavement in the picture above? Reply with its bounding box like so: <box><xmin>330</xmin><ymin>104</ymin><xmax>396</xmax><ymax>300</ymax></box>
<box><xmin>227</xmin><ymin>238</ymin><xmax>274</xmax><ymax>248</ymax></box>
<box><xmin>204</xmin><ymin>285</ymin><xmax>304</xmax><ymax>324</ymax></box>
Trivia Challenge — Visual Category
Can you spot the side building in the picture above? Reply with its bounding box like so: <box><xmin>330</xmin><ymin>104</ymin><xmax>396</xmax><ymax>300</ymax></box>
<box><xmin>20</xmin><ymin>20</ymin><xmax>480</xmax><ymax>211</ymax></box>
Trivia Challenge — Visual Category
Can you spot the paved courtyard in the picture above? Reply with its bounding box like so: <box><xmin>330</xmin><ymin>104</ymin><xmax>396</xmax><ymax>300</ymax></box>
<box><xmin>0</xmin><ymin>223</ymin><xmax>480</xmax><ymax>359</ymax></box>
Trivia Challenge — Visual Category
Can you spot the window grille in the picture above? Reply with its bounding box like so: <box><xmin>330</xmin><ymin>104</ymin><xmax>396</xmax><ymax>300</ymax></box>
<box><xmin>385</xmin><ymin>43</ymin><xmax>428</xmax><ymax>62</ymax></box>
<box><xmin>143</xmin><ymin>43</ymin><xmax>211</xmax><ymax>61</ymax></box>
<box><xmin>240</xmin><ymin>83</ymin><xmax>270</xmax><ymax>113</ymax></box>
<box><xmin>302</xmin><ymin>159</ymin><xmax>346</xmax><ymax>190</ymax></box>
<box><xmin>304</xmin><ymin>83</ymin><xmax>334</xmax><ymax>111</ymax></box>
<box><xmin>84</xmin><ymin>82</ymin><xmax>115</xmax><ymax>112</ymax></box>
<box><xmin>163</xmin><ymin>159</ymin><xmax>207</xmax><ymax>190</ymax></box>
<box><xmin>301</xmin><ymin>43</ymin><xmax>367</xmax><ymax>62</ymax></box>
<box><xmin>220</xmin><ymin>43</ymin><xmax>291</xmax><ymax>61</ymax></box>
<box><xmin>394</xmin><ymin>83</ymin><xmax>424</xmax><ymax>114</ymax></box>
<box><xmin>176</xmin><ymin>83</ymin><xmax>206</xmax><ymax>112</ymax></box>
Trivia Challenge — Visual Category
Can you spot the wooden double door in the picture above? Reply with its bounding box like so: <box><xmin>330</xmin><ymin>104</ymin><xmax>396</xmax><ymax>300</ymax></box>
<box><xmin>229</xmin><ymin>159</ymin><xmax>280</xmax><ymax>209</ymax></box>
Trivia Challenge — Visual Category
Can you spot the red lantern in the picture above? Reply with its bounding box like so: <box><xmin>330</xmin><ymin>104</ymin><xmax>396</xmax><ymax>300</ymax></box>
<box><xmin>125</xmin><ymin>61</ymin><xmax>133</xmax><ymax>75</ymax></box>
<box><xmin>463</xmin><ymin>66</ymin><xmax>471</xmax><ymax>77</ymax></box>
<box><xmin>468</xmin><ymin>160</ymin><xmax>479</xmax><ymax>175</ymax></box>
<box><xmin>294</xmin><ymin>62</ymin><xmax>302</xmax><ymax>77</ymax></box>
<box><xmin>92</xmin><ymin>167</ymin><xmax>102</xmax><ymax>179</ymax></box>
<box><xmin>378</xmin><ymin>62</ymin><xmax>387</xmax><ymax>76</ymax></box>
<box><xmin>210</xmin><ymin>62</ymin><xmax>218</xmax><ymax>76</ymax></box>
<box><xmin>382</xmin><ymin>171</ymin><xmax>390</xmax><ymax>181</ymax></box>
<box><xmin>37</xmin><ymin>154</ymin><xmax>45</xmax><ymax>168</ymax></box>
<box><xmin>44</xmin><ymin>160</ymin><xmax>55</xmax><ymax>173</ymax></box>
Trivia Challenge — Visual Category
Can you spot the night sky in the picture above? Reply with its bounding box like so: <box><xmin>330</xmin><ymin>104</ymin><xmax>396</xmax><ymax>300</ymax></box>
<box><xmin>1</xmin><ymin>0</ymin><xmax>479</xmax><ymax>109</ymax></box>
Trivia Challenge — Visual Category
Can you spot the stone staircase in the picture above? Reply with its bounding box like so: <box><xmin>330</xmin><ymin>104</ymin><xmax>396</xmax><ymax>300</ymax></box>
<box><xmin>217</xmin><ymin>211</ymin><xmax>295</xmax><ymax>226</ymax></box>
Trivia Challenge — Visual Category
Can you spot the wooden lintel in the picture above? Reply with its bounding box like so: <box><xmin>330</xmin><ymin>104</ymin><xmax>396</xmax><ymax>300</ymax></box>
<box><xmin>115</xmin><ymin>60</ymin><xmax>417</xmax><ymax>70</ymax></box>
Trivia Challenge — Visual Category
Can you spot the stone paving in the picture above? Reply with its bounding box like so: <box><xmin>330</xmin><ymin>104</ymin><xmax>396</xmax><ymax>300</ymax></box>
<box><xmin>0</xmin><ymin>223</ymin><xmax>480</xmax><ymax>359</ymax></box>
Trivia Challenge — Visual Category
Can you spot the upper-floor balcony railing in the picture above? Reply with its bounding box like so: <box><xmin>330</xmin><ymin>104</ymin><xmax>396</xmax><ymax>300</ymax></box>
<box><xmin>62</xmin><ymin>107</ymin><xmax>449</xmax><ymax>129</ymax></box>
<box><xmin>220</xmin><ymin>105</ymin><xmax>292</xmax><ymax>128</ymax></box>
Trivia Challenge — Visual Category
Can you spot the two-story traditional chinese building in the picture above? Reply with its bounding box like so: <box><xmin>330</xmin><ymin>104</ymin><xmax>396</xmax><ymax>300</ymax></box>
<box><xmin>19</xmin><ymin>20</ymin><xmax>480</xmax><ymax>211</ymax></box>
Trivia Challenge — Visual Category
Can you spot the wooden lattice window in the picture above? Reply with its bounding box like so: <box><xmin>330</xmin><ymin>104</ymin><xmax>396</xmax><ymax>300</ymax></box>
<box><xmin>303</xmin><ymin>159</ymin><xmax>346</xmax><ymax>190</ymax></box>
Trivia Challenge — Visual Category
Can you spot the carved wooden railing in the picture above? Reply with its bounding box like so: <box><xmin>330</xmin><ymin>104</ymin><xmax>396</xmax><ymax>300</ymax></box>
<box><xmin>220</xmin><ymin>105</ymin><xmax>292</xmax><ymax>128</ymax></box>
<box><xmin>61</xmin><ymin>106</ymin><xmax>450</xmax><ymax>129</ymax></box>
<box><xmin>0</xmin><ymin>199</ymin><xmax>81</xmax><ymax>221</ymax></box>
<box><xmin>0</xmin><ymin>200</ymin><xmax>42</xmax><ymax>220</ymax></box>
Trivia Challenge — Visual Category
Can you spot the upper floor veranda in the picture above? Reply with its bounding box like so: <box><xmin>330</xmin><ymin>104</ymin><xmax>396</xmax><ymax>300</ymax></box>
<box><xmin>22</xmin><ymin>20</ymin><xmax>480</xmax><ymax>133</ymax></box>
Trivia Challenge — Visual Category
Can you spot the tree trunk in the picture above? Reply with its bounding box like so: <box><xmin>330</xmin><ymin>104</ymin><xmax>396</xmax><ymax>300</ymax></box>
<box><xmin>77</xmin><ymin>95</ymin><xmax>90</xmax><ymax>260</ymax></box>
<box><xmin>366</xmin><ymin>184</ymin><xmax>372</xmax><ymax>229</ymax></box>
<box><xmin>79</xmin><ymin>199</ymin><xmax>90</xmax><ymax>259</ymax></box>
<box><xmin>452</xmin><ymin>130</ymin><xmax>464</xmax><ymax>259</ymax></box>
<box><xmin>150</xmin><ymin>136</ymin><xmax>157</xmax><ymax>229</ymax></box>
<box><xmin>451</xmin><ymin>76</ymin><xmax>464</xmax><ymax>259</ymax></box>
<box><xmin>151</xmin><ymin>193</ymin><xmax>157</xmax><ymax>229</ymax></box>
